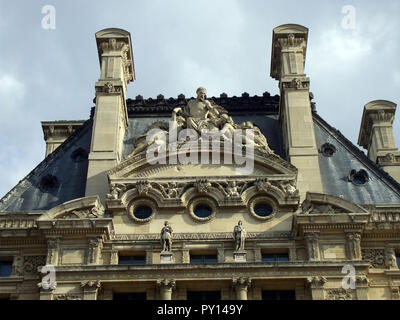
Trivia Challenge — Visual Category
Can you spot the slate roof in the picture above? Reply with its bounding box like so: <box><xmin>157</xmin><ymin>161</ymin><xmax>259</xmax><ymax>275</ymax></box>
<box><xmin>0</xmin><ymin>117</ymin><xmax>93</xmax><ymax>212</ymax></box>
<box><xmin>1</xmin><ymin>92</ymin><xmax>400</xmax><ymax>212</ymax></box>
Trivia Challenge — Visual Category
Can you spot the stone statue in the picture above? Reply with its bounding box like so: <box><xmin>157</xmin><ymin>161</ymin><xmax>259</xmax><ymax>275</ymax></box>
<box><xmin>130</xmin><ymin>87</ymin><xmax>275</xmax><ymax>156</ymax></box>
<box><xmin>160</xmin><ymin>221</ymin><xmax>173</xmax><ymax>252</ymax></box>
<box><xmin>233</xmin><ymin>220</ymin><xmax>246</xmax><ymax>251</ymax></box>
<box><xmin>227</xmin><ymin>181</ymin><xmax>240</xmax><ymax>198</ymax></box>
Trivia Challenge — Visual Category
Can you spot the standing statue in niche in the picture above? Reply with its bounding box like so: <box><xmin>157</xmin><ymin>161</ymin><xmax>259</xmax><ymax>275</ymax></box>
<box><xmin>160</xmin><ymin>221</ymin><xmax>173</xmax><ymax>252</ymax></box>
<box><xmin>233</xmin><ymin>220</ymin><xmax>246</xmax><ymax>251</ymax></box>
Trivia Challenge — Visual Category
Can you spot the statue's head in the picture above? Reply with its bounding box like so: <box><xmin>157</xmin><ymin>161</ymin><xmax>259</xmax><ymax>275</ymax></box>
<box><xmin>196</xmin><ymin>87</ymin><xmax>207</xmax><ymax>101</ymax></box>
<box><xmin>164</xmin><ymin>221</ymin><xmax>169</xmax><ymax>226</ymax></box>
<box><xmin>238</xmin><ymin>220</ymin><xmax>242</xmax><ymax>225</ymax></box>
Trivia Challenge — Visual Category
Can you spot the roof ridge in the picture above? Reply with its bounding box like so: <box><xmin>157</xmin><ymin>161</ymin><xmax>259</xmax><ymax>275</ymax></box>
<box><xmin>313</xmin><ymin>112</ymin><xmax>400</xmax><ymax>195</ymax></box>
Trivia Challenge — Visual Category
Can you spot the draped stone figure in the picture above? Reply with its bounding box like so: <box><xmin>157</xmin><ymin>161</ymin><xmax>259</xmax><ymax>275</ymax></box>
<box><xmin>160</xmin><ymin>221</ymin><xmax>173</xmax><ymax>252</ymax></box>
<box><xmin>130</xmin><ymin>87</ymin><xmax>275</xmax><ymax>156</ymax></box>
<box><xmin>233</xmin><ymin>220</ymin><xmax>246</xmax><ymax>251</ymax></box>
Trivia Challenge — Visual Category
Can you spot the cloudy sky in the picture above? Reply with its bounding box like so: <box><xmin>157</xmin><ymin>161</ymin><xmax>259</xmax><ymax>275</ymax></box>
<box><xmin>0</xmin><ymin>0</ymin><xmax>399</xmax><ymax>198</ymax></box>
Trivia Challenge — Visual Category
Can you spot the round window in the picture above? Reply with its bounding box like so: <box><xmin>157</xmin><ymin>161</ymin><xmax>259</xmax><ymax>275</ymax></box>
<box><xmin>254</xmin><ymin>203</ymin><xmax>273</xmax><ymax>217</ymax></box>
<box><xmin>320</xmin><ymin>143</ymin><xmax>336</xmax><ymax>157</ymax></box>
<box><xmin>353</xmin><ymin>173</ymin><xmax>368</xmax><ymax>185</ymax></box>
<box><xmin>71</xmin><ymin>148</ymin><xmax>88</xmax><ymax>163</ymax></box>
<box><xmin>348</xmin><ymin>169</ymin><xmax>369</xmax><ymax>186</ymax></box>
<box><xmin>133</xmin><ymin>205</ymin><xmax>153</xmax><ymax>220</ymax></box>
<box><xmin>193</xmin><ymin>204</ymin><xmax>213</xmax><ymax>218</ymax></box>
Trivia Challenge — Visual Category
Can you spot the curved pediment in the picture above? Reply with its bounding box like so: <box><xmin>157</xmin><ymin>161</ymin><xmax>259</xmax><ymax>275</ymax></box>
<box><xmin>108</xmin><ymin>149</ymin><xmax>297</xmax><ymax>180</ymax></box>
<box><xmin>299</xmin><ymin>192</ymin><xmax>369</xmax><ymax>215</ymax></box>
<box><xmin>38</xmin><ymin>196</ymin><xmax>105</xmax><ymax>220</ymax></box>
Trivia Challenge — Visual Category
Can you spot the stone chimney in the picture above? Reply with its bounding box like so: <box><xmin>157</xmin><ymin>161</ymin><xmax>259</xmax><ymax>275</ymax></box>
<box><xmin>42</xmin><ymin>121</ymin><xmax>85</xmax><ymax>157</ymax></box>
<box><xmin>85</xmin><ymin>28</ymin><xmax>135</xmax><ymax>201</ymax></box>
<box><xmin>270</xmin><ymin>24</ymin><xmax>323</xmax><ymax>199</ymax></box>
<box><xmin>358</xmin><ymin>100</ymin><xmax>400</xmax><ymax>182</ymax></box>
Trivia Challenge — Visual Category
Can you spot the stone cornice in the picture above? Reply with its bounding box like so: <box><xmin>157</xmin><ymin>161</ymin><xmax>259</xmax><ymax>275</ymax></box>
<box><xmin>47</xmin><ymin>261</ymin><xmax>370</xmax><ymax>282</ymax></box>
<box><xmin>110</xmin><ymin>231</ymin><xmax>295</xmax><ymax>242</ymax></box>
<box><xmin>41</xmin><ymin>121</ymin><xmax>85</xmax><ymax>141</ymax></box>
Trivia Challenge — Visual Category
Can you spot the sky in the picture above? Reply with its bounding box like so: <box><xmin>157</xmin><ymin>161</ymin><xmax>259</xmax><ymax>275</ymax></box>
<box><xmin>0</xmin><ymin>0</ymin><xmax>399</xmax><ymax>198</ymax></box>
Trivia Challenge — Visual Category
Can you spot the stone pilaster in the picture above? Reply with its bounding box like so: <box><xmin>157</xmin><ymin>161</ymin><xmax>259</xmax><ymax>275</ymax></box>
<box><xmin>385</xmin><ymin>247</ymin><xmax>397</xmax><ymax>269</ymax></box>
<box><xmin>110</xmin><ymin>250</ymin><xmax>118</xmax><ymax>265</ymax></box>
<box><xmin>307</xmin><ymin>276</ymin><xmax>326</xmax><ymax>300</ymax></box>
<box><xmin>391</xmin><ymin>287</ymin><xmax>400</xmax><ymax>300</ymax></box>
<box><xmin>358</xmin><ymin>100</ymin><xmax>400</xmax><ymax>182</ymax></box>
<box><xmin>81</xmin><ymin>280</ymin><xmax>101</xmax><ymax>300</ymax></box>
<box><xmin>88</xmin><ymin>237</ymin><xmax>102</xmax><ymax>265</ymax></box>
<box><xmin>345</xmin><ymin>232</ymin><xmax>362</xmax><ymax>260</ymax></box>
<box><xmin>85</xmin><ymin>28</ymin><xmax>135</xmax><ymax>202</ymax></box>
<box><xmin>217</xmin><ymin>248</ymin><xmax>225</xmax><ymax>263</ymax></box>
<box><xmin>46</xmin><ymin>238</ymin><xmax>60</xmax><ymax>266</ymax></box>
<box><xmin>38</xmin><ymin>282</ymin><xmax>57</xmax><ymax>300</ymax></box>
<box><xmin>182</xmin><ymin>249</ymin><xmax>190</xmax><ymax>264</ymax></box>
<box><xmin>304</xmin><ymin>232</ymin><xmax>320</xmax><ymax>261</ymax></box>
<box><xmin>271</xmin><ymin>24</ymin><xmax>322</xmax><ymax>200</ymax></box>
<box><xmin>146</xmin><ymin>249</ymin><xmax>153</xmax><ymax>264</ymax></box>
<box><xmin>232</xmin><ymin>277</ymin><xmax>251</xmax><ymax>300</ymax></box>
<box><xmin>253</xmin><ymin>248</ymin><xmax>261</xmax><ymax>262</ymax></box>
<box><xmin>355</xmin><ymin>276</ymin><xmax>369</xmax><ymax>300</ymax></box>
<box><xmin>157</xmin><ymin>279</ymin><xmax>176</xmax><ymax>300</ymax></box>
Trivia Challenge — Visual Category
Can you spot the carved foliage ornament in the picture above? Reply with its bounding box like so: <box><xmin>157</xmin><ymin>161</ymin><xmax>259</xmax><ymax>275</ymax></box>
<box><xmin>13</xmin><ymin>255</ymin><xmax>46</xmax><ymax>276</ymax></box>
<box><xmin>325</xmin><ymin>289</ymin><xmax>354</xmax><ymax>300</ymax></box>
<box><xmin>307</xmin><ymin>276</ymin><xmax>326</xmax><ymax>288</ymax></box>
<box><xmin>157</xmin><ymin>279</ymin><xmax>176</xmax><ymax>289</ymax></box>
<box><xmin>233</xmin><ymin>277</ymin><xmax>251</xmax><ymax>288</ymax></box>
<box><xmin>362</xmin><ymin>248</ymin><xmax>385</xmax><ymax>268</ymax></box>
<box><xmin>278</xmin><ymin>34</ymin><xmax>306</xmax><ymax>49</ymax></box>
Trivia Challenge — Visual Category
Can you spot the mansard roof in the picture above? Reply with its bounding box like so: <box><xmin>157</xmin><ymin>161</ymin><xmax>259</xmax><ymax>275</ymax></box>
<box><xmin>1</xmin><ymin>92</ymin><xmax>400</xmax><ymax>213</ymax></box>
<box><xmin>0</xmin><ymin>117</ymin><xmax>93</xmax><ymax>212</ymax></box>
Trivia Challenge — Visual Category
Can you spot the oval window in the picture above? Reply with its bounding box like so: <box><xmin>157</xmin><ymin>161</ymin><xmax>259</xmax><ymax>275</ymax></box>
<box><xmin>254</xmin><ymin>203</ymin><xmax>273</xmax><ymax>217</ymax></box>
<box><xmin>193</xmin><ymin>204</ymin><xmax>213</xmax><ymax>218</ymax></box>
<box><xmin>133</xmin><ymin>205</ymin><xmax>153</xmax><ymax>220</ymax></box>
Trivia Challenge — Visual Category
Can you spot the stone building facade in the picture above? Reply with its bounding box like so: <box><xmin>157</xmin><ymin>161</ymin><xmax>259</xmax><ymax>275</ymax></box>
<box><xmin>1</xmin><ymin>24</ymin><xmax>400</xmax><ymax>300</ymax></box>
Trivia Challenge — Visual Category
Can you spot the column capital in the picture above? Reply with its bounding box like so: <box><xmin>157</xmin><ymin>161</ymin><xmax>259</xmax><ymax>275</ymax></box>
<box><xmin>232</xmin><ymin>277</ymin><xmax>251</xmax><ymax>288</ymax></box>
<box><xmin>81</xmin><ymin>280</ymin><xmax>101</xmax><ymax>290</ymax></box>
<box><xmin>271</xmin><ymin>24</ymin><xmax>309</xmax><ymax>80</ymax></box>
<box><xmin>157</xmin><ymin>279</ymin><xmax>176</xmax><ymax>290</ymax></box>
<box><xmin>95</xmin><ymin>28</ymin><xmax>135</xmax><ymax>84</ymax></box>
<box><xmin>306</xmin><ymin>276</ymin><xmax>326</xmax><ymax>289</ymax></box>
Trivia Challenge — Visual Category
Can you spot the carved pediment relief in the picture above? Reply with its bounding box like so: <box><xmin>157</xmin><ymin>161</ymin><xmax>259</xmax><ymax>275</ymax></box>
<box><xmin>108</xmin><ymin>150</ymin><xmax>296</xmax><ymax>180</ymax></box>
<box><xmin>38</xmin><ymin>196</ymin><xmax>105</xmax><ymax>221</ymax></box>
<box><xmin>299</xmin><ymin>193</ymin><xmax>369</xmax><ymax>215</ymax></box>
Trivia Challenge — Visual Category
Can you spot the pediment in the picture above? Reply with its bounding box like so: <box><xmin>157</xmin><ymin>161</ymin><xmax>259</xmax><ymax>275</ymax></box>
<box><xmin>38</xmin><ymin>196</ymin><xmax>105</xmax><ymax>221</ymax></box>
<box><xmin>299</xmin><ymin>193</ymin><xmax>369</xmax><ymax>215</ymax></box>
<box><xmin>108</xmin><ymin>150</ymin><xmax>297</xmax><ymax>180</ymax></box>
